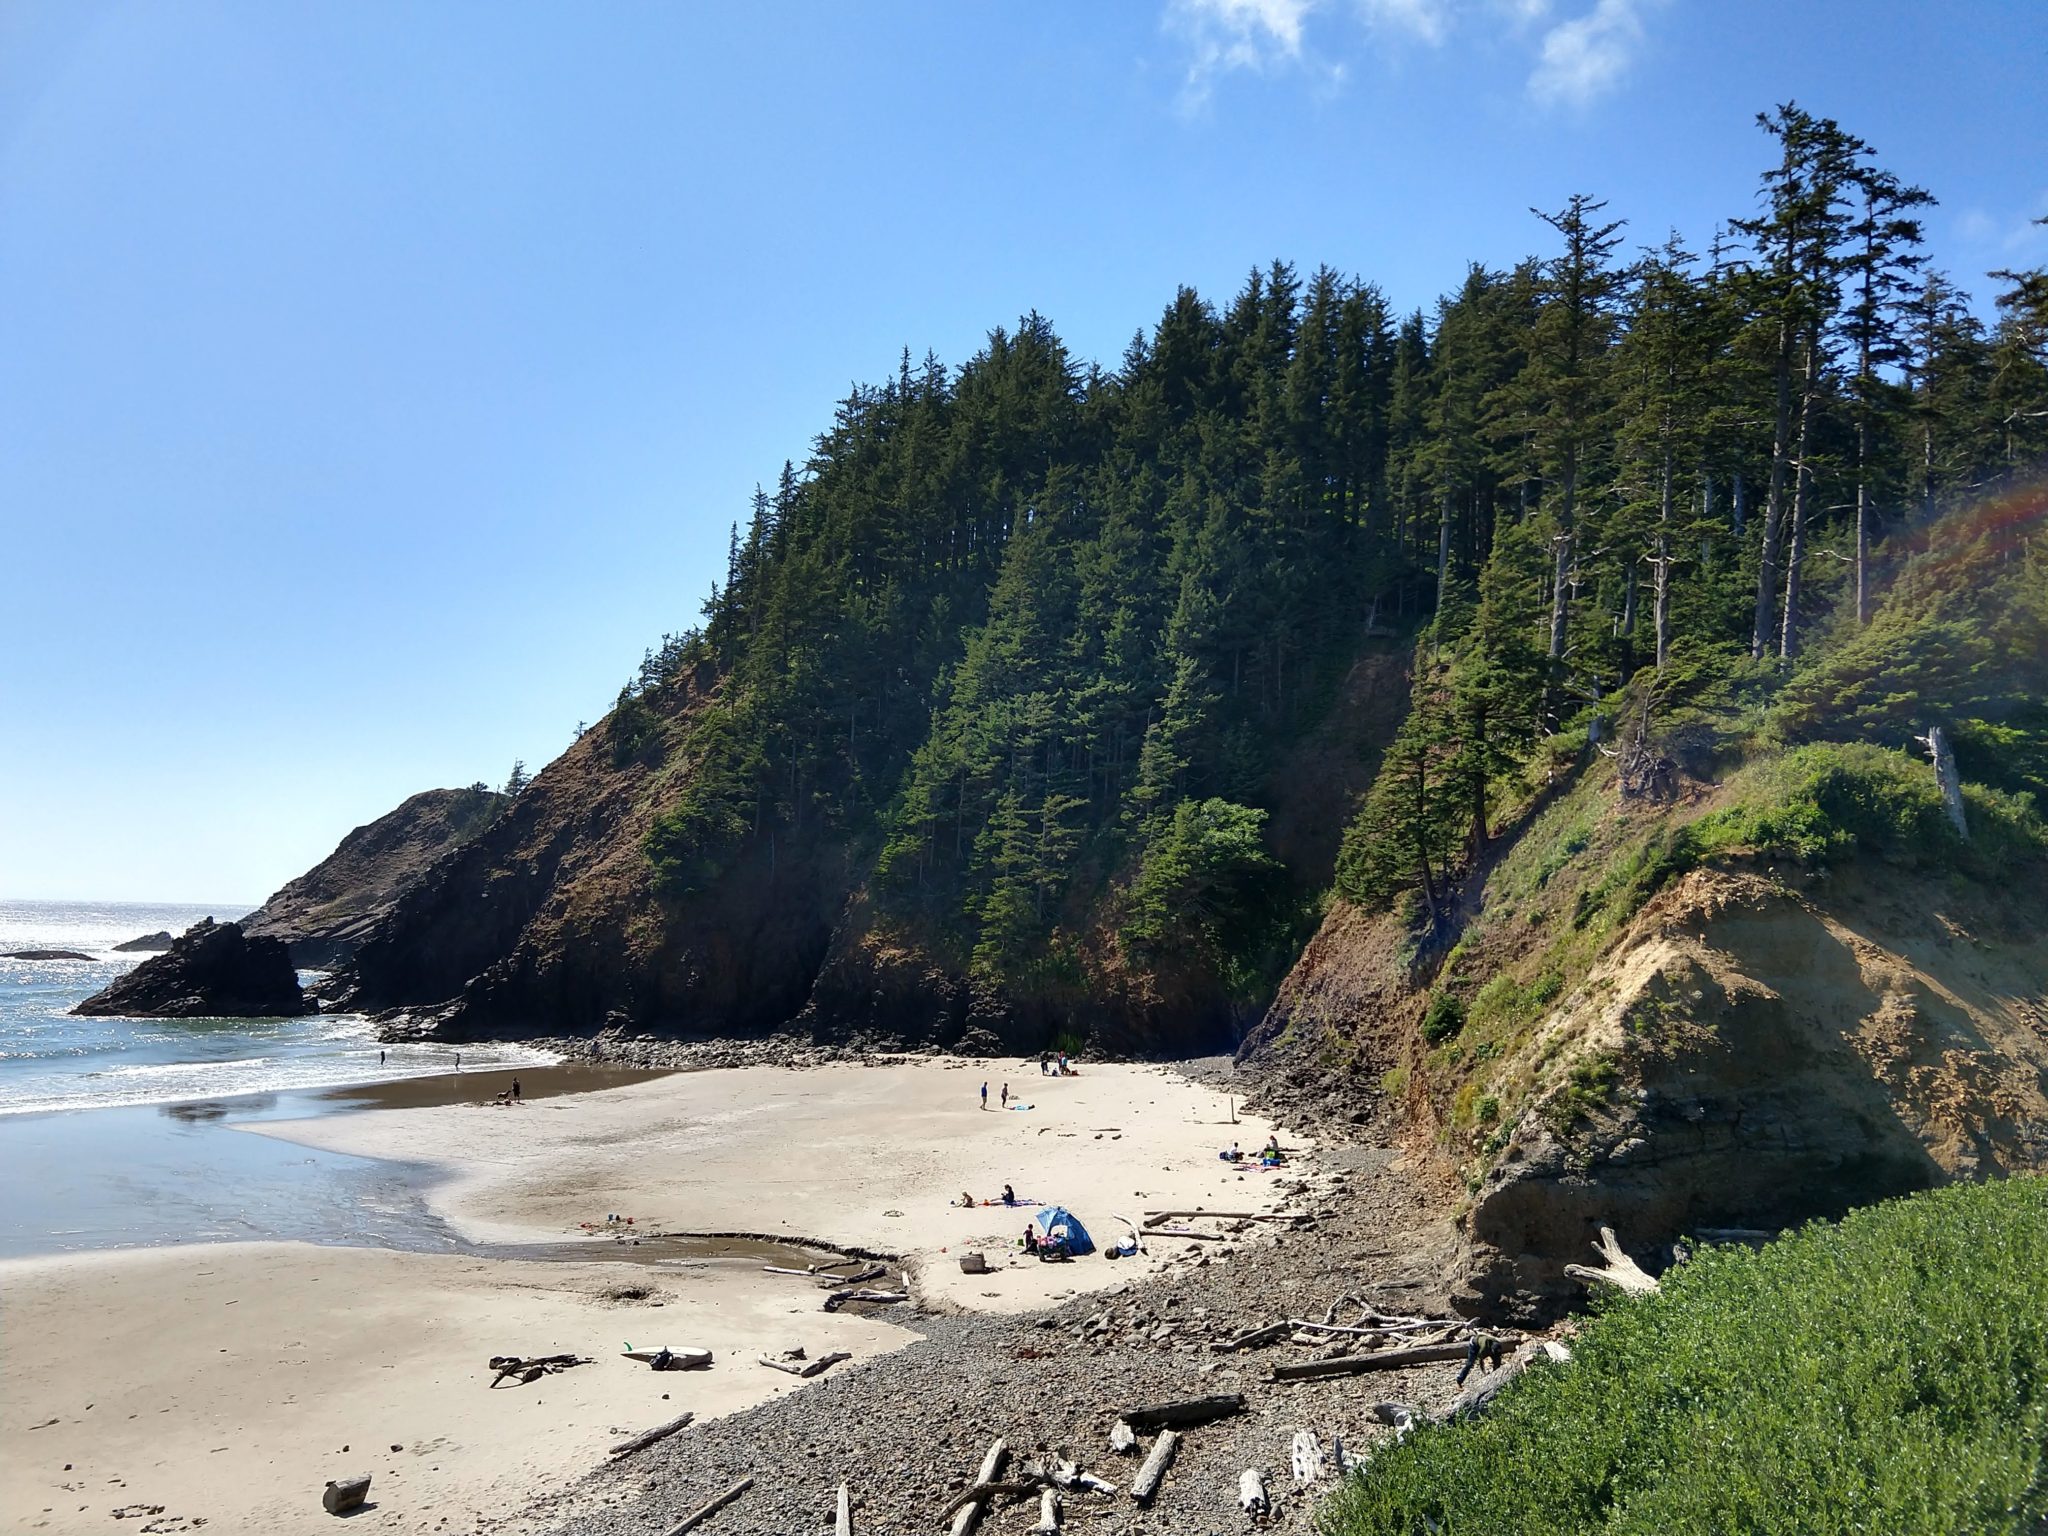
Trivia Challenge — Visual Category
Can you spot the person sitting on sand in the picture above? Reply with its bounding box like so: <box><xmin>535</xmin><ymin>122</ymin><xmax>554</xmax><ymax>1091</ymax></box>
<box><xmin>1221</xmin><ymin>1141</ymin><xmax>1242</xmax><ymax>1162</ymax></box>
<box><xmin>959</xmin><ymin>1191</ymin><xmax>974</xmax><ymax>1209</ymax></box>
<box><xmin>1023</xmin><ymin>1223</ymin><xmax>1039</xmax><ymax>1255</ymax></box>
<box><xmin>1001</xmin><ymin>1183</ymin><xmax>1017</xmax><ymax>1206</ymax></box>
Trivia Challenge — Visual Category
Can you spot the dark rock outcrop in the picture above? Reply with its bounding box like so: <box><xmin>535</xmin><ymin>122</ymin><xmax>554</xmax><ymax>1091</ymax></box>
<box><xmin>5</xmin><ymin>949</ymin><xmax>95</xmax><ymax>961</ymax></box>
<box><xmin>241</xmin><ymin>787</ymin><xmax>507</xmax><ymax>969</ymax></box>
<box><xmin>73</xmin><ymin>919</ymin><xmax>310</xmax><ymax>1018</ymax></box>
<box><xmin>111</xmin><ymin>931</ymin><xmax>176</xmax><ymax>953</ymax></box>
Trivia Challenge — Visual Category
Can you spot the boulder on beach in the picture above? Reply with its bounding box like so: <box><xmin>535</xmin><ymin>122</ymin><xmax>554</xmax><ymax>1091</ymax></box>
<box><xmin>4</xmin><ymin>949</ymin><xmax>95</xmax><ymax>961</ymax></box>
<box><xmin>112</xmin><ymin>930</ymin><xmax>177</xmax><ymax>952</ymax></box>
<box><xmin>72</xmin><ymin>919</ymin><xmax>311</xmax><ymax>1018</ymax></box>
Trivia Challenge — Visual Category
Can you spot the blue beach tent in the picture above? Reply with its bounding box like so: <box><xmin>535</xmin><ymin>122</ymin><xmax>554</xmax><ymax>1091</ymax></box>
<box><xmin>1031</xmin><ymin>1205</ymin><xmax>1094</xmax><ymax>1255</ymax></box>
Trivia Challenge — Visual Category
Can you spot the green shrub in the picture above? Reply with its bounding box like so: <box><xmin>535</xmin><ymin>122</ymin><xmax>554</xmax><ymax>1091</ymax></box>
<box><xmin>1421</xmin><ymin>991</ymin><xmax>1467</xmax><ymax>1045</ymax></box>
<box><xmin>1319</xmin><ymin>1177</ymin><xmax>2048</xmax><ymax>1536</ymax></box>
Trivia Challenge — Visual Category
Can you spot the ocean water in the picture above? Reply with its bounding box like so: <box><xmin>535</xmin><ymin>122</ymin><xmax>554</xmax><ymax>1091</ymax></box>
<box><xmin>0</xmin><ymin>897</ymin><xmax>554</xmax><ymax>1115</ymax></box>
<box><xmin>0</xmin><ymin>898</ymin><xmax>558</xmax><ymax>1258</ymax></box>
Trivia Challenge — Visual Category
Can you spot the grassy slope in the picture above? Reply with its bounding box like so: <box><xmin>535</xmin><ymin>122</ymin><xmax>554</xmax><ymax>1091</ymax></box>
<box><xmin>1323</xmin><ymin>1177</ymin><xmax>2048</xmax><ymax>1536</ymax></box>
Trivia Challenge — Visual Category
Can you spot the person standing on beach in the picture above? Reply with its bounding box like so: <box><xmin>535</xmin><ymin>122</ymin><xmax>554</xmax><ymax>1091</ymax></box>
<box><xmin>511</xmin><ymin>1077</ymin><xmax>521</xmax><ymax>1101</ymax></box>
<box><xmin>980</xmin><ymin>1081</ymin><xmax>989</xmax><ymax>1110</ymax></box>
<box><xmin>1001</xmin><ymin>1083</ymin><xmax>1009</xmax><ymax>1108</ymax></box>
<box><xmin>378</xmin><ymin>1049</ymin><xmax>385</xmax><ymax>1066</ymax></box>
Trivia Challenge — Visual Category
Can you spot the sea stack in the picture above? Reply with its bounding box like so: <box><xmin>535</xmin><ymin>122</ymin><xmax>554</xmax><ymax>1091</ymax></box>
<box><xmin>73</xmin><ymin>918</ymin><xmax>310</xmax><ymax>1018</ymax></box>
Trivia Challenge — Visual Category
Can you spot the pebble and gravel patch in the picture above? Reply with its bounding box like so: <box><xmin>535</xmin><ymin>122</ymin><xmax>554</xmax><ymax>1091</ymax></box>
<box><xmin>510</xmin><ymin>1114</ymin><xmax>1485</xmax><ymax>1536</ymax></box>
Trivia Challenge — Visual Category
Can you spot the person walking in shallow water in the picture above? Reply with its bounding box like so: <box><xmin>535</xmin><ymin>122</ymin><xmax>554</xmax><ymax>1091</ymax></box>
<box><xmin>980</xmin><ymin>1081</ymin><xmax>989</xmax><ymax>1110</ymax></box>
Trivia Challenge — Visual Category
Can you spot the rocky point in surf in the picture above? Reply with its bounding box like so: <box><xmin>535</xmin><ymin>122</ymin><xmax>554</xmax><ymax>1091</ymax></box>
<box><xmin>237</xmin><ymin>785</ymin><xmax>508</xmax><ymax>970</ymax></box>
<box><xmin>73</xmin><ymin>918</ymin><xmax>310</xmax><ymax>1019</ymax></box>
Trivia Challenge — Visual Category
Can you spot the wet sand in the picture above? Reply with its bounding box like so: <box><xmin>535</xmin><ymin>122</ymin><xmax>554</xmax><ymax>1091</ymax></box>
<box><xmin>311</xmin><ymin>1061</ymin><xmax>669</xmax><ymax>1113</ymax></box>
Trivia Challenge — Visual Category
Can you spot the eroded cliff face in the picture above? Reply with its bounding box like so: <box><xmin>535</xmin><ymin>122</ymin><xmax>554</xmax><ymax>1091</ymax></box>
<box><xmin>242</xmin><ymin>786</ymin><xmax>507</xmax><ymax>968</ymax></box>
<box><xmin>1249</xmin><ymin>839</ymin><xmax>2048</xmax><ymax>1319</ymax></box>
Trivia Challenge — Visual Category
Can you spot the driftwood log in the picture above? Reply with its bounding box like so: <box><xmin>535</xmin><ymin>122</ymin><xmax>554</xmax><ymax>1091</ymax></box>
<box><xmin>1445</xmin><ymin>1344</ymin><xmax>1530</xmax><ymax>1419</ymax></box>
<box><xmin>1130</xmin><ymin>1430</ymin><xmax>1180</xmax><ymax>1505</ymax></box>
<box><xmin>608</xmin><ymin>1412</ymin><xmax>695</xmax><ymax>1457</ymax></box>
<box><xmin>1109</xmin><ymin>1420</ymin><xmax>1138</xmax><ymax>1455</ymax></box>
<box><xmin>1563</xmin><ymin>1226</ymin><xmax>1660</xmax><ymax>1296</ymax></box>
<box><xmin>1212</xmin><ymin>1321</ymin><xmax>1292</xmax><ymax>1353</ymax></box>
<box><xmin>1290</xmin><ymin>1430</ymin><xmax>1324</xmax><ymax>1484</ymax></box>
<box><xmin>1239</xmin><ymin>1469</ymin><xmax>1269</xmax><ymax>1514</ymax></box>
<box><xmin>1034</xmin><ymin>1488</ymin><xmax>1062</xmax><ymax>1533</ymax></box>
<box><xmin>836</xmin><ymin>1482</ymin><xmax>852</xmax><ymax>1536</ymax></box>
<box><xmin>759</xmin><ymin>1350</ymin><xmax>851</xmax><ymax>1379</ymax></box>
<box><xmin>1270</xmin><ymin>1342</ymin><xmax>1469</xmax><ymax>1381</ymax></box>
<box><xmin>823</xmin><ymin>1287</ymin><xmax>908</xmax><ymax>1313</ymax></box>
<box><xmin>322</xmin><ymin>1475</ymin><xmax>370</xmax><ymax>1514</ymax></box>
<box><xmin>819</xmin><ymin>1263</ymin><xmax>887</xmax><ymax>1287</ymax></box>
<box><xmin>937</xmin><ymin>1481</ymin><xmax>1044</xmax><ymax>1522</ymax></box>
<box><xmin>1119</xmin><ymin>1394</ymin><xmax>1245</xmax><ymax>1430</ymax></box>
<box><xmin>488</xmin><ymin>1352</ymin><xmax>588</xmax><ymax>1387</ymax></box>
<box><xmin>662</xmin><ymin>1476</ymin><xmax>752</xmax><ymax>1536</ymax></box>
<box><xmin>947</xmin><ymin>1439</ymin><xmax>1009</xmax><ymax>1536</ymax></box>
<box><xmin>1141</xmin><ymin>1210</ymin><xmax>1298</xmax><ymax>1226</ymax></box>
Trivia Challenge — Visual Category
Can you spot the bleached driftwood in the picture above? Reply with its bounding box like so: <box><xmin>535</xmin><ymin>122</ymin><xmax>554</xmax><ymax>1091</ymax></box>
<box><xmin>1130</xmin><ymin>1430</ymin><xmax>1180</xmax><ymax>1505</ymax></box>
<box><xmin>1239</xmin><ymin>1469</ymin><xmax>1269</xmax><ymax>1514</ymax></box>
<box><xmin>1290</xmin><ymin>1430</ymin><xmax>1324</xmax><ymax>1484</ymax></box>
<box><xmin>1033</xmin><ymin>1488</ymin><xmax>1062</xmax><ymax>1533</ymax></box>
<box><xmin>1446</xmin><ymin>1343</ymin><xmax>1533</xmax><ymax>1420</ymax></box>
<box><xmin>818</xmin><ymin>1264</ymin><xmax>886</xmax><ymax>1288</ymax></box>
<box><xmin>836</xmin><ymin>1482</ymin><xmax>852</xmax><ymax>1536</ymax></box>
<box><xmin>1918</xmin><ymin>725</ymin><xmax>1969</xmax><ymax>839</ymax></box>
<box><xmin>608</xmin><ymin>1412</ymin><xmax>695</xmax><ymax>1457</ymax></box>
<box><xmin>1109</xmin><ymin>1420</ymin><xmax>1138</xmax><ymax>1455</ymax></box>
<box><xmin>1286</xmin><ymin>1317</ymin><xmax>1466</xmax><ymax>1339</ymax></box>
<box><xmin>662</xmin><ymin>1476</ymin><xmax>752</xmax><ymax>1536</ymax></box>
<box><xmin>947</xmin><ymin>1439</ymin><xmax>1009</xmax><ymax>1536</ymax></box>
<box><xmin>758</xmin><ymin>1350</ymin><xmax>851</xmax><ymax>1379</ymax></box>
<box><xmin>1562</xmin><ymin>1226</ymin><xmax>1659</xmax><ymax>1296</ymax></box>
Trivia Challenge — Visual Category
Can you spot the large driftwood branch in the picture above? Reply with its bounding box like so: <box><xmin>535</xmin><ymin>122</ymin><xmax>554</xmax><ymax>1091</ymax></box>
<box><xmin>758</xmin><ymin>1350</ymin><xmax>851</xmax><ymax>1379</ymax></box>
<box><xmin>1563</xmin><ymin>1226</ymin><xmax>1659</xmax><ymax>1296</ymax></box>
<box><xmin>1119</xmin><ymin>1395</ymin><xmax>1245</xmax><ymax>1430</ymax></box>
<box><xmin>823</xmin><ymin>1288</ymin><xmax>908</xmax><ymax>1312</ymax></box>
<box><xmin>945</xmin><ymin>1440</ymin><xmax>1009</xmax><ymax>1536</ymax></box>
<box><xmin>1239</xmin><ymin>1469</ymin><xmax>1269</xmax><ymax>1514</ymax></box>
<box><xmin>836</xmin><ymin>1483</ymin><xmax>852</xmax><ymax>1536</ymax></box>
<box><xmin>662</xmin><ymin>1477</ymin><xmax>753</xmax><ymax>1536</ymax></box>
<box><xmin>1130</xmin><ymin>1430</ymin><xmax>1180</xmax><ymax>1505</ymax></box>
<box><xmin>1269</xmin><ymin>1341</ymin><xmax>1469</xmax><ymax>1381</ymax></box>
<box><xmin>608</xmin><ymin>1412</ymin><xmax>695</xmax><ymax>1457</ymax></box>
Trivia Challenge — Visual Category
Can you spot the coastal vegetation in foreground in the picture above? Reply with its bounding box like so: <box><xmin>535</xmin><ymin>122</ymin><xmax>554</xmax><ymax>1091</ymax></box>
<box><xmin>1321</xmin><ymin>1177</ymin><xmax>2048</xmax><ymax>1536</ymax></box>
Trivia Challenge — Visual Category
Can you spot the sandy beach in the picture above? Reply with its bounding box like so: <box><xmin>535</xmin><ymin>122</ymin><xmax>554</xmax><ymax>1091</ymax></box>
<box><xmin>1</xmin><ymin>1057</ymin><xmax>1302</xmax><ymax>1533</ymax></box>
<box><xmin>254</xmin><ymin>1056</ymin><xmax>1296</xmax><ymax>1310</ymax></box>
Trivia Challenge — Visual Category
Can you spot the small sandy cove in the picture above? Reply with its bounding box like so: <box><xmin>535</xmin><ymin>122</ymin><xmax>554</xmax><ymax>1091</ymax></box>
<box><xmin>0</xmin><ymin>1058</ymin><xmax>1298</xmax><ymax>1534</ymax></box>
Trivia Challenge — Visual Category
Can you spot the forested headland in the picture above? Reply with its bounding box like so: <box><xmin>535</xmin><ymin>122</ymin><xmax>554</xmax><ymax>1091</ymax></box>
<box><xmin>342</xmin><ymin>103</ymin><xmax>2046</xmax><ymax>1057</ymax></box>
<box><xmin>635</xmin><ymin>105</ymin><xmax>2044</xmax><ymax>1026</ymax></box>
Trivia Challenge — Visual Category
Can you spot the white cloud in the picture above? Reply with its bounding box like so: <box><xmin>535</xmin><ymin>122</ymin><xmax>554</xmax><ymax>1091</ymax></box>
<box><xmin>1527</xmin><ymin>0</ymin><xmax>1651</xmax><ymax>107</ymax></box>
<box><xmin>1356</xmin><ymin>0</ymin><xmax>1454</xmax><ymax>45</ymax></box>
<box><xmin>1166</xmin><ymin>0</ymin><xmax>1324</xmax><ymax>104</ymax></box>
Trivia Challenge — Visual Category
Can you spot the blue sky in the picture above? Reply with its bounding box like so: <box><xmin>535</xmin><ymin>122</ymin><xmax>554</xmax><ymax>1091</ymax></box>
<box><xmin>3</xmin><ymin>1</ymin><xmax>2044</xmax><ymax>904</ymax></box>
